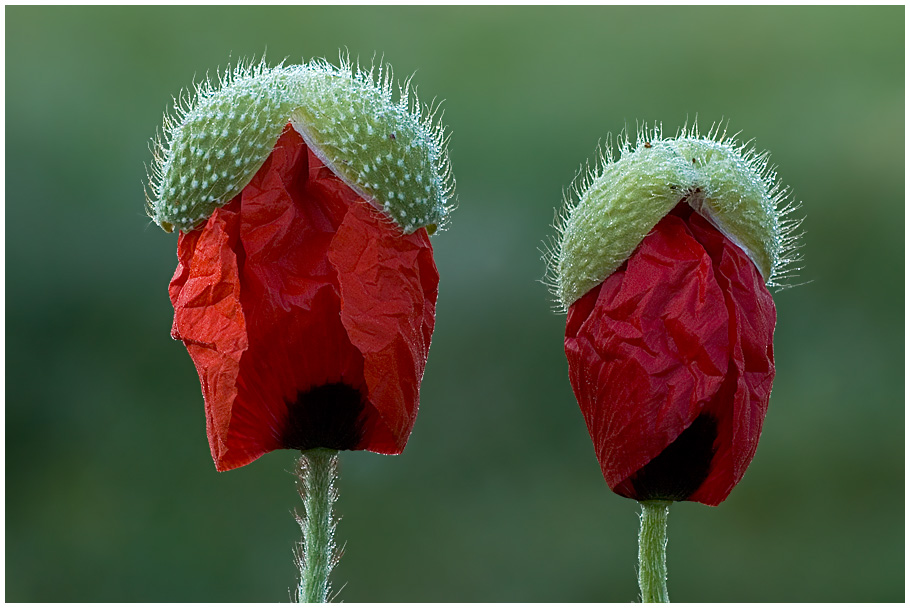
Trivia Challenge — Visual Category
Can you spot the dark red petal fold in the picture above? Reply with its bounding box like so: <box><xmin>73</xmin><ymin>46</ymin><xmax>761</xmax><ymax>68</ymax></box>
<box><xmin>169</xmin><ymin>125</ymin><xmax>439</xmax><ymax>471</ymax></box>
<box><xmin>565</xmin><ymin>204</ymin><xmax>775</xmax><ymax>506</ymax></box>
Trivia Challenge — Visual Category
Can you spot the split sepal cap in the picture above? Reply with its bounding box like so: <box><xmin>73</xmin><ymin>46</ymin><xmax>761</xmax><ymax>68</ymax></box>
<box><xmin>549</xmin><ymin>123</ymin><xmax>803</xmax><ymax>310</ymax></box>
<box><xmin>147</xmin><ymin>57</ymin><xmax>454</xmax><ymax>235</ymax></box>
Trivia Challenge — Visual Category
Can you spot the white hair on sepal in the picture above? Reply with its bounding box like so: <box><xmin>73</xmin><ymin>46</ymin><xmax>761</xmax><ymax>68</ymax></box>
<box><xmin>545</xmin><ymin>119</ymin><xmax>806</xmax><ymax>310</ymax></box>
<box><xmin>146</xmin><ymin>53</ymin><xmax>455</xmax><ymax>235</ymax></box>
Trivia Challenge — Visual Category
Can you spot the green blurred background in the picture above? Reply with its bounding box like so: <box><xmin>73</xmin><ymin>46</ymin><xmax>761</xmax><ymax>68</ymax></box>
<box><xmin>6</xmin><ymin>6</ymin><xmax>904</xmax><ymax>602</ymax></box>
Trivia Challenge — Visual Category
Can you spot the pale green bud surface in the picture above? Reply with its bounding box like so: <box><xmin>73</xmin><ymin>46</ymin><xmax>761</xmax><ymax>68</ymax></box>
<box><xmin>147</xmin><ymin>58</ymin><xmax>453</xmax><ymax>234</ymax></box>
<box><xmin>548</xmin><ymin>124</ymin><xmax>802</xmax><ymax>309</ymax></box>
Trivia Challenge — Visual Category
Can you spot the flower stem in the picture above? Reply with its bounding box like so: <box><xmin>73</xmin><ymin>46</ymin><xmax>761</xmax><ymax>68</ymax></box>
<box><xmin>295</xmin><ymin>448</ymin><xmax>339</xmax><ymax>603</ymax></box>
<box><xmin>638</xmin><ymin>500</ymin><xmax>671</xmax><ymax>603</ymax></box>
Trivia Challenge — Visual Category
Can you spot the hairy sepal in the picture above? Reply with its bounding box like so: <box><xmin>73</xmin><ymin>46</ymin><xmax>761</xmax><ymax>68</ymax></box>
<box><xmin>147</xmin><ymin>57</ymin><xmax>453</xmax><ymax>235</ymax></box>
<box><xmin>548</xmin><ymin>122</ymin><xmax>803</xmax><ymax>309</ymax></box>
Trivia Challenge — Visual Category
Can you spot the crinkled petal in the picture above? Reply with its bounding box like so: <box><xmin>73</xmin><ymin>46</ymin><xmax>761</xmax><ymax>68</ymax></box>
<box><xmin>170</xmin><ymin>125</ymin><xmax>438</xmax><ymax>471</ymax></box>
<box><xmin>565</xmin><ymin>203</ymin><xmax>776</xmax><ymax>505</ymax></box>
<box><xmin>687</xmin><ymin>211</ymin><xmax>776</xmax><ymax>505</ymax></box>
<box><xmin>566</xmin><ymin>210</ymin><xmax>729</xmax><ymax>494</ymax></box>
<box><xmin>169</xmin><ymin>200</ymin><xmax>247</xmax><ymax>467</ymax></box>
<box><xmin>329</xmin><ymin>200</ymin><xmax>438</xmax><ymax>454</ymax></box>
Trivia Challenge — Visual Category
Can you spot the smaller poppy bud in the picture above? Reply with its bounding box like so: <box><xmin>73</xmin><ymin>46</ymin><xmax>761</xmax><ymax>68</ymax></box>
<box><xmin>549</xmin><ymin>123</ymin><xmax>802</xmax><ymax>506</ymax></box>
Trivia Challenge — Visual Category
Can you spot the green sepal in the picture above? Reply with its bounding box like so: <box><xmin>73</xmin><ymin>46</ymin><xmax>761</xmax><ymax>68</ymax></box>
<box><xmin>146</xmin><ymin>58</ymin><xmax>453</xmax><ymax>235</ymax></box>
<box><xmin>548</xmin><ymin>124</ymin><xmax>802</xmax><ymax>309</ymax></box>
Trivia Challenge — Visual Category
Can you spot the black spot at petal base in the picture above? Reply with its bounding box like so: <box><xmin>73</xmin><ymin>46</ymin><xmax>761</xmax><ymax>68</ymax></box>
<box><xmin>282</xmin><ymin>383</ymin><xmax>365</xmax><ymax>451</ymax></box>
<box><xmin>629</xmin><ymin>413</ymin><xmax>718</xmax><ymax>501</ymax></box>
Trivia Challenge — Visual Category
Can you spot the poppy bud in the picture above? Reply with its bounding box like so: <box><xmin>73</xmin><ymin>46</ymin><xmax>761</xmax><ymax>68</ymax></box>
<box><xmin>550</xmin><ymin>125</ymin><xmax>801</xmax><ymax>505</ymax></box>
<box><xmin>147</xmin><ymin>58</ymin><xmax>453</xmax><ymax>471</ymax></box>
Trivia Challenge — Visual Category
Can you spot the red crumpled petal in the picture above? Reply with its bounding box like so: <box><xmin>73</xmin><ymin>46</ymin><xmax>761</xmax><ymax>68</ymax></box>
<box><xmin>169</xmin><ymin>125</ymin><xmax>439</xmax><ymax>471</ymax></box>
<box><xmin>565</xmin><ymin>203</ymin><xmax>775</xmax><ymax>506</ymax></box>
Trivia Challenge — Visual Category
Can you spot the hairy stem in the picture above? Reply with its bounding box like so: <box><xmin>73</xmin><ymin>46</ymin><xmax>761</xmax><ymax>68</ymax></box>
<box><xmin>638</xmin><ymin>500</ymin><xmax>671</xmax><ymax>603</ymax></box>
<box><xmin>295</xmin><ymin>449</ymin><xmax>339</xmax><ymax>603</ymax></box>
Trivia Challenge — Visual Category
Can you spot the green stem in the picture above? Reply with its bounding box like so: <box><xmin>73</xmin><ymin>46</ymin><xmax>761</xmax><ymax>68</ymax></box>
<box><xmin>295</xmin><ymin>449</ymin><xmax>339</xmax><ymax>603</ymax></box>
<box><xmin>638</xmin><ymin>500</ymin><xmax>671</xmax><ymax>603</ymax></box>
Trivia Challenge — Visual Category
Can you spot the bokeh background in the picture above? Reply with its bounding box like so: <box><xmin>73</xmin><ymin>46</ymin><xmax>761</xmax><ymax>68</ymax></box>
<box><xmin>6</xmin><ymin>5</ymin><xmax>904</xmax><ymax>602</ymax></box>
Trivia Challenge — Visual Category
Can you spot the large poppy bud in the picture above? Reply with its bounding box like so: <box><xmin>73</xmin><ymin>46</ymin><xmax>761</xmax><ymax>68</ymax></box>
<box><xmin>550</xmin><ymin>125</ymin><xmax>801</xmax><ymax>505</ymax></box>
<box><xmin>147</xmin><ymin>59</ymin><xmax>453</xmax><ymax>471</ymax></box>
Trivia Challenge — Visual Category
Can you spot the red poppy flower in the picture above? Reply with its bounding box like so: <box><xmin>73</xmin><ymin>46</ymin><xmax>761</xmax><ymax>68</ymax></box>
<box><xmin>564</xmin><ymin>202</ymin><xmax>776</xmax><ymax>506</ymax></box>
<box><xmin>168</xmin><ymin>125</ymin><xmax>439</xmax><ymax>472</ymax></box>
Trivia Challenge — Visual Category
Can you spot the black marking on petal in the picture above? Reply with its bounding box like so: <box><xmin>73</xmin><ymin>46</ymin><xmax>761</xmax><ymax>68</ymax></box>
<box><xmin>629</xmin><ymin>413</ymin><xmax>718</xmax><ymax>501</ymax></box>
<box><xmin>282</xmin><ymin>383</ymin><xmax>365</xmax><ymax>451</ymax></box>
